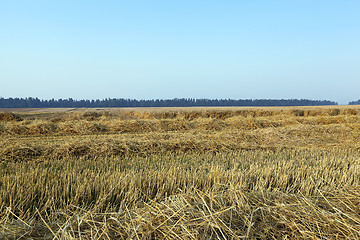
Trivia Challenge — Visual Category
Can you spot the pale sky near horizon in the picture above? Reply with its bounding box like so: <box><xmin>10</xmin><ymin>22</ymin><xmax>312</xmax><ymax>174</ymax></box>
<box><xmin>1</xmin><ymin>1</ymin><xmax>359</xmax><ymax>104</ymax></box>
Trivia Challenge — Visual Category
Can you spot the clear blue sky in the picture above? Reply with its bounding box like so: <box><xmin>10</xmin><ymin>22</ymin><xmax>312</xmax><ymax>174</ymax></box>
<box><xmin>1</xmin><ymin>1</ymin><xmax>359</xmax><ymax>104</ymax></box>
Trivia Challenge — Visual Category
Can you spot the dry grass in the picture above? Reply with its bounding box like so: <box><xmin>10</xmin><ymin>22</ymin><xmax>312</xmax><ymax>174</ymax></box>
<box><xmin>0</xmin><ymin>112</ymin><xmax>23</xmax><ymax>122</ymax></box>
<box><xmin>1</xmin><ymin>106</ymin><xmax>360</xmax><ymax>239</ymax></box>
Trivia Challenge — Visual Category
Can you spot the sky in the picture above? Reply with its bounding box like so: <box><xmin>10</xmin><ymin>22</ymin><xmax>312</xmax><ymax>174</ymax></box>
<box><xmin>1</xmin><ymin>1</ymin><xmax>359</xmax><ymax>104</ymax></box>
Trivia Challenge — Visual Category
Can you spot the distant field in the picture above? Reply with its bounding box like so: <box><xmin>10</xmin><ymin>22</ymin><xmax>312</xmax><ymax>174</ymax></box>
<box><xmin>2</xmin><ymin>104</ymin><xmax>359</xmax><ymax>113</ymax></box>
<box><xmin>2</xmin><ymin>104</ymin><xmax>359</xmax><ymax>120</ymax></box>
<box><xmin>1</xmin><ymin>106</ymin><xmax>360</xmax><ymax>239</ymax></box>
<box><xmin>0</xmin><ymin>107</ymin><xmax>77</xmax><ymax>113</ymax></box>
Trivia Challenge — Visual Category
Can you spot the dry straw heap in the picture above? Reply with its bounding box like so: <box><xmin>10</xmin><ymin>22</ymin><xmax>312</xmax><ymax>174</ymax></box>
<box><xmin>1</xmin><ymin>106</ymin><xmax>360</xmax><ymax>239</ymax></box>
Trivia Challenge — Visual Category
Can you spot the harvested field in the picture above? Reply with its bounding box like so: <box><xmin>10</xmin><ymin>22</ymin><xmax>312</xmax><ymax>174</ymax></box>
<box><xmin>1</xmin><ymin>106</ymin><xmax>360</xmax><ymax>239</ymax></box>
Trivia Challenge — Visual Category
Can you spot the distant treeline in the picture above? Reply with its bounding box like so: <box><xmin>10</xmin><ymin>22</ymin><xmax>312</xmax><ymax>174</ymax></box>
<box><xmin>0</xmin><ymin>97</ymin><xmax>338</xmax><ymax>108</ymax></box>
<box><xmin>349</xmin><ymin>100</ymin><xmax>360</xmax><ymax>105</ymax></box>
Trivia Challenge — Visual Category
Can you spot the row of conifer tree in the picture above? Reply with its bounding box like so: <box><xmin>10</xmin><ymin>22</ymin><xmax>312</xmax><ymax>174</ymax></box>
<box><xmin>0</xmin><ymin>97</ymin><xmax>341</xmax><ymax>108</ymax></box>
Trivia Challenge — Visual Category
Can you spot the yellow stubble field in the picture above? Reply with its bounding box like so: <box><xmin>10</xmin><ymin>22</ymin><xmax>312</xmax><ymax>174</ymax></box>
<box><xmin>1</xmin><ymin>105</ymin><xmax>360</xmax><ymax>239</ymax></box>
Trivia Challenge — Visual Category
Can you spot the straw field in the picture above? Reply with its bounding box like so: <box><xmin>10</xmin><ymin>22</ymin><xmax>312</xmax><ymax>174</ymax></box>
<box><xmin>1</xmin><ymin>106</ymin><xmax>360</xmax><ymax>239</ymax></box>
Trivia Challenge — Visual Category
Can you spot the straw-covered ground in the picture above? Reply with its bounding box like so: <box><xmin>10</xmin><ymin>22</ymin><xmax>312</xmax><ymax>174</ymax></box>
<box><xmin>1</xmin><ymin>106</ymin><xmax>360</xmax><ymax>239</ymax></box>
